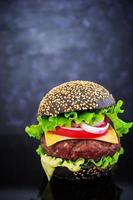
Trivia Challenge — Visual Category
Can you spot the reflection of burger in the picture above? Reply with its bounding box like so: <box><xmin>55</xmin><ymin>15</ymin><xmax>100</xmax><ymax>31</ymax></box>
<box><xmin>25</xmin><ymin>81</ymin><xmax>132</xmax><ymax>181</ymax></box>
<box><xmin>39</xmin><ymin>176</ymin><xmax>122</xmax><ymax>200</ymax></box>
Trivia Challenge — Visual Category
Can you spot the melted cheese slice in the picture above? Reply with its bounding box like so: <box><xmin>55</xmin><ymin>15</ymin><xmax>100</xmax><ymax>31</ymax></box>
<box><xmin>45</xmin><ymin>126</ymin><xmax>118</xmax><ymax>147</ymax></box>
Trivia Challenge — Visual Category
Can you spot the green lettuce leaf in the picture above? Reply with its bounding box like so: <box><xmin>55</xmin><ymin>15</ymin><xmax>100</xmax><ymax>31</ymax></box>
<box><xmin>82</xmin><ymin>147</ymin><xmax>124</xmax><ymax>169</ymax></box>
<box><xmin>25</xmin><ymin>100</ymin><xmax>133</xmax><ymax>139</ymax></box>
<box><xmin>102</xmin><ymin>100</ymin><xmax>133</xmax><ymax>137</ymax></box>
<box><xmin>25</xmin><ymin>124</ymin><xmax>43</xmax><ymax>139</ymax></box>
<box><xmin>36</xmin><ymin>145</ymin><xmax>44</xmax><ymax>155</ymax></box>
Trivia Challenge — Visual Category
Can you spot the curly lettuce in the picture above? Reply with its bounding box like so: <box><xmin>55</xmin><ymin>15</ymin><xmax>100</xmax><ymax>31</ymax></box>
<box><xmin>102</xmin><ymin>100</ymin><xmax>133</xmax><ymax>137</ymax></box>
<box><xmin>25</xmin><ymin>100</ymin><xmax>133</xmax><ymax>139</ymax></box>
<box><xmin>82</xmin><ymin>147</ymin><xmax>124</xmax><ymax>169</ymax></box>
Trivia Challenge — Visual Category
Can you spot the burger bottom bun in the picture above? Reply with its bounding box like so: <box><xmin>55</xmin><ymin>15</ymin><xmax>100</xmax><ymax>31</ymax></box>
<box><xmin>53</xmin><ymin>165</ymin><xmax>114</xmax><ymax>181</ymax></box>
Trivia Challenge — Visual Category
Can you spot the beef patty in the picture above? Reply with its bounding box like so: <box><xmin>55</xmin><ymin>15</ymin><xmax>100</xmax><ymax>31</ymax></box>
<box><xmin>41</xmin><ymin>136</ymin><xmax>121</xmax><ymax>160</ymax></box>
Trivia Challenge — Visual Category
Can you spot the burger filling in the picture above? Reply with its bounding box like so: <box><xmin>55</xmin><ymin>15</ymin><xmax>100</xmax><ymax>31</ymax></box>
<box><xmin>25</xmin><ymin>100</ymin><xmax>132</xmax><ymax>180</ymax></box>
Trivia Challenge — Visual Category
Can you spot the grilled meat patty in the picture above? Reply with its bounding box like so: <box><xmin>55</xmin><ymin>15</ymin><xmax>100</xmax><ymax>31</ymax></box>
<box><xmin>41</xmin><ymin>136</ymin><xmax>121</xmax><ymax>160</ymax></box>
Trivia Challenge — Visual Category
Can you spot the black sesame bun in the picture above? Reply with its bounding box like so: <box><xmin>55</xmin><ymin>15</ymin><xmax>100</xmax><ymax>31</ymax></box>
<box><xmin>38</xmin><ymin>80</ymin><xmax>115</xmax><ymax>116</ymax></box>
<box><xmin>54</xmin><ymin>165</ymin><xmax>114</xmax><ymax>181</ymax></box>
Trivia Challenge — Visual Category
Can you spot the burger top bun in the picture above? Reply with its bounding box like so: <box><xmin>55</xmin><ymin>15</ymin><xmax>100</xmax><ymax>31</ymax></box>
<box><xmin>38</xmin><ymin>80</ymin><xmax>115</xmax><ymax>116</ymax></box>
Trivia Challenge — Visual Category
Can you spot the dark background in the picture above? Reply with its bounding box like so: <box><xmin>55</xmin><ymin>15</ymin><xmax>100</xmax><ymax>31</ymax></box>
<box><xmin>0</xmin><ymin>0</ymin><xmax>133</xmax><ymax>199</ymax></box>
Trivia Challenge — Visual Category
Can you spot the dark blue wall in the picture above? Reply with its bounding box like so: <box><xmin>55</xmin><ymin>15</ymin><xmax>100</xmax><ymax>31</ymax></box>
<box><xmin>0</xmin><ymin>0</ymin><xmax>133</xmax><ymax>134</ymax></box>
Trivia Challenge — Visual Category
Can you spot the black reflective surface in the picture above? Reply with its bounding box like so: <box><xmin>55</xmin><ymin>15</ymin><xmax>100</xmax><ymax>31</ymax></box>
<box><xmin>1</xmin><ymin>175</ymin><xmax>133</xmax><ymax>200</ymax></box>
<box><xmin>40</xmin><ymin>177</ymin><xmax>123</xmax><ymax>200</ymax></box>
<box><xmin>0</xmin><ymin>0</ymin><xmax>133</xmax><ymax>199</ymax></box>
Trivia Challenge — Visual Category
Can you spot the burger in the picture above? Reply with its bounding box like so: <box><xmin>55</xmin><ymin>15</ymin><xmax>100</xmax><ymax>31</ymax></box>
<box><xmin>25</xmin><ymin>80</ymin><xmax>133</xmax><ymax>181</ymax></box>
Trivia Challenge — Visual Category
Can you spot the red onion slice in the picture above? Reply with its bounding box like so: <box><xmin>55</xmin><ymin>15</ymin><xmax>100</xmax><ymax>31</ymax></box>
<box><xmin>80</xmin><ymin>122</ymin><xmax>109</xmax><ymax>134</ymax></box>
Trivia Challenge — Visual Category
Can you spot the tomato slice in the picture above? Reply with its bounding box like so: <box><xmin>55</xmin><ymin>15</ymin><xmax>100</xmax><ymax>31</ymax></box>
<box><xmin>52</xmin><ymin>127</ymin><xmax>108</xmax><ymax>139</ymax></box>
